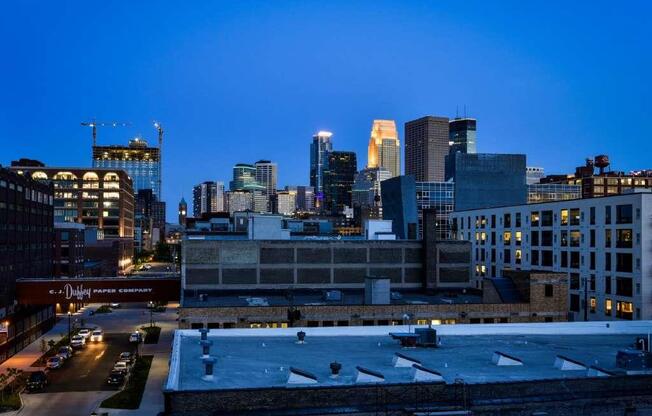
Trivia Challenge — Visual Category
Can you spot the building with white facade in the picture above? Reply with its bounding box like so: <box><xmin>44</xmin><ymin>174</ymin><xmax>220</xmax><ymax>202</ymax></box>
<box><xmin>275</xmin><ymin>190</ymin><xmax>296</xmax><ymax>216</ymax></box>
<box><xmin>451</xmin><ymin>190</ymin><xmax>652</xmax><ymax>321</ymax></box>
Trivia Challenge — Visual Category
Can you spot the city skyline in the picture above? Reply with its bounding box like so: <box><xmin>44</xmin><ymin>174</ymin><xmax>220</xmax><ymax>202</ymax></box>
<box><xmin>2</xmin><ymin>1</ymin><xmax>650</xmax><ymax>221</ymax></box>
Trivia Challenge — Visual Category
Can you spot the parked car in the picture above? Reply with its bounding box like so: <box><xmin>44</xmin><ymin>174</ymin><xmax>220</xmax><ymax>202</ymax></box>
<box><xmin>27</xmin><ymin>371</ymin><xmax>49</xmax><ymax>391</ymax></box>
<box><xmin>90</xmin><ymin>329</ymin><xmax>104</xmax><ymax>342</ymax></box>
<box><xmin>77</xmin><ymin>329</ymin><xmax>92</xmax><ymax>339</ymax></box>
<box><xmin>57</xmin><ymin>346</ymin><xmax>73</xmax><ymax>360</ymax></box>
<box><xmin>107</xmin><ymin>370</ymin><xmax>126</xmax><ymax>386</ymax></box>
<box><xmin>144</xmin><ymin>264</ymin><xmax>152</xmax><ymax>270</ymax></box>
<box><xmin>119</xmin><ymin>351</ymin><xmax>135</xmax><ymax>365</ymax></box>
<box><xmin>113</xmin><ymin>360</ymin><xmax>130</xmax><ymax>374</ymax></box>
<box><xmin>46</xmin><ymin>356</ymin><xmax>62</xmax><ymax>369</ymax></box>
<box><xmin>129</xmin><ymin>332</ymin><xmax>142</xmax><ymax>344</ymax></box>
<box><xmin>110</xmin><ymin>302</ymin><xmax>121</xmax><ymax>308</ymax></box>
<box><xmin>70</xmin><ymin>335</ymin><xmax>86</xmax><ymax>349</ymax></box>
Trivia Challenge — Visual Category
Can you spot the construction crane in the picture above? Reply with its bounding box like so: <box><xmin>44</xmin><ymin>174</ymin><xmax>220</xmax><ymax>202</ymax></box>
<box><xmin>153</xmin><ymin>121</ymin><xmax>164</xmax><ymax>199</ymax></box>
<box><xmin>81</xmin><ymin>119</ymin><xmax>131</xmax><ymax>146</ymax></box>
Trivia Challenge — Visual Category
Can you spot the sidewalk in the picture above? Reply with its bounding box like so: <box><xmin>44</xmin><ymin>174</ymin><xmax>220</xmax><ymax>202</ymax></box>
<box><xmin>0</xmin><ymin>310</ymin><xmax>86</xmax><ymax>374</ymax></box>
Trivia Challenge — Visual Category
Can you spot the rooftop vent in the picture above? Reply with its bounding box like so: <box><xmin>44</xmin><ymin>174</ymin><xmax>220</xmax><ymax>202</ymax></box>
<box><xmin>200</xmin><ymin>340</ymin><xmax>213</xmax><ymax>358</ymax></box>
<box><xmin>287</xmin><ymin>367</ymin><xmax>318</xmax><ymax>384</ymax></box>
<box><xmin>492</xmin><ymin>351</ymin><xmax>523</xmax><ymax>366</ymax></box>
<box><xmin>587</xmin><ymin>366</ymin><xmax>615</xmax><ymax>377</ymax></box>
<box><xmin>296</xmin><ymin>331</ymin><xmax>306</xmax><ymax>344</ymax></box>
<box><xmin>554</xmin><ymin>355</ymin><xmax>586</xmax><ymax>371</ymax></box>
<box><xmin>202</xmin><ymin>357</ymin><xmax>216</xmax><ymax>381</ymax></box>
<box><xmin>411</xmin><ymin>364</ymin><xmax>444</xmax><ymax>383</ymax></box>
<box><xmin>330</xmin><ymin>361</ymin><xmax>342</xmax><ymax>378</ymax></box>
<box><xmin>355</xmin><ymin>366</ymin><xmax>384</xmax><ymax>383</ymax></box>
<box><xmin>393</xmin><ymin>352</ymin><xmax>421</xmax><ymax>368</ymax></box>
<box><xmin>198</xmin><ymin>328</ymin><xmax>210</xmax><ymax>341</ymax></box>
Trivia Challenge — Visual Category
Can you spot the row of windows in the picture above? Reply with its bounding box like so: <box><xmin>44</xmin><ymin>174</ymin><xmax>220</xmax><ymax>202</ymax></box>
<box><xmin>472</xmin><ymin>228</ymin><xmax>635</xmax><ymax>249</ymax></box>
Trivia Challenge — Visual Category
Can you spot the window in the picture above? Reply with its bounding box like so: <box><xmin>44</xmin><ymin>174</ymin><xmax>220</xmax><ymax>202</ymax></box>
<box><xmin>515</xmin><ymin>213</ymin><xmax>521</xmax><ymax>227</ymax></box>
<box><xmin>605</xmin><ymin>229</ymin><xmax>611</xmax><ymax>247</ymax></box>
<box><xmin>491</xmin><ymin>215</ymin><xmax>496</xmax><ymax>227</ymax></box>
<box><xmin>616</xmin><ymin>253</ymin><xmax>633</xmax><ymax>273</ymax></box>
<box><xmin>560</xmin><ymin>209</ymin><xmax>569</xmax><ymax>225</ymax></box>
<box><xmin>504</xmin><ymin>213</ymin><xmax>511</xmax><ymax>228</ymax></box>
<box><xmin>570</xmin><ymin>208</ymin><xmax>580</xmax><ymax>225</ymax></box>
<box><xmin>605</xmin><ymin>299</ymin><xmax>612</xmax><ymax>316</ymax></box>
<box><xmin>504</xmin><ymin>249</ymin><xmax>511</xmax><ymax>263</ymax></box>
<box><xmin>531</xmin><ymin>212</ymin><xmax>540</xmax><ymax>226</ymax></box>
<box><xmin>561</xmin><ymin>251</ymin><xmax>568</xmax><ymax>267</ymax></box>
<box><xmin>590</xmin><ymin>297</ymin><xmax>596</xmax><ymax>314</ymax></box>
<box><xmin>515</xmin><ymin>231</ymin><xmax>522</xmax><ymax>245</ymax></box>
<box><xmin>541</xmin><ymin>250</ymin><xmax>553</xmax><ymax>267</ymax></box>
<box><xmin>616</xmin><ymin>301</ymin><xmax>633</xmax><ymax>320</ymax></box>
<box><xmin>616</xmin><ymin>229</ymin><xmax>633</xmax><ymax>248</ymax></box>
<box><xmin>544</xmin><ymin>284</ymin><xmax>553</xmax><ymax>297</ymax></box>
<box><xmin>590</xmin><ymin>207</ymin><xmax>596</xmax><ymax>225</ymax></box>
<box><xmin>590</xmin><ymin>229</ymin><xmax>596</xmax><ymax>247</ymax></box>
<box><xmin>570</xmin><ymin>273</ymin><xmax>580</xmax><ymax>290</ymax></box>
<box><xmin>605</xmin><ymin>253</ymin><xmax>611</xmax><ymax>271</ymax></box>
<box><xmin>531</xmin><ymin>250</ymin><xmax>539</xmax><ymax>266</ymax></box>
<box><xmin>605</xmin><ymin>206</ymin><xmax>611</xmax><ymax>224</ymax></box>
<box><xmin>531</xmin><ymin>231</ymin><xmax>539</xmax><ymax>246</ymax></box>
<box><xmin>616</xmin><ymin>277</ymin><xmax>633</xmax><ymax>297</ymax></box>
<box><xmin>570</xmin><ymin>294</ymin><xmax>580</xmax><ymax>312</ymax></box>
<box><xmin>515</xmin><ymin>249</ymin><xmax>522</xmax><ymax>264</ymax></box>
<box><xmin>590</xmin><ymin>252</ymin><xmax>595</xmax><ymax>270</ymax></box>
<box><xmin>570</xmin><ymin>230</ymin><xmax>581</xmax><ymax>247</ymax></box>
<box><xmin>570</xmin><ymin>252</ymin><xmax>580</xmax><ymax>269</ymax></box>
<box><xmin>541</xmin><ymin>210</ymin><xmax>553</xmax><ymax>226</ymax></box>
<box><xmin>560</xmin><ymin>230</ymin><xmax>568</xmax><ymax>246</ymax></box>
<box><xmin>503</xmin><ymin>231</ymin><xmax>512</xmax><ymax>245</ymax></box>
<box><xmin>616</xmin><ymin>204</ymin><xmax>633</xmax><ymax>224</ymax></box>
<box><xmin>541</xmin><ymin>231</ymin><xmax>552</xmax><ymax>246</ymax></box>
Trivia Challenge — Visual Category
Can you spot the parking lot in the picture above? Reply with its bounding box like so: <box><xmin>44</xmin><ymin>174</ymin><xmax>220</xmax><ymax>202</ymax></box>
<box><xmin>33</xmin><ymin>333</ymin><xmax>136</xmax><ymax>393</ymax></box>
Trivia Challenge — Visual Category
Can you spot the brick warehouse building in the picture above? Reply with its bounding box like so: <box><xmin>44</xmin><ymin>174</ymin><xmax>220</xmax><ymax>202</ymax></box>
<box><xmin>0</xmin><ymin>167</ymin><xmax>56</xmax><ymax>362</ymax></box>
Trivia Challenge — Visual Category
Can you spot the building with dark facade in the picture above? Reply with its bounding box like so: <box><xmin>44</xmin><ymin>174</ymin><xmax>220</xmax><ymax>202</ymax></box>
<box><xmin>135</xmin><ymin>189</ymin><xmax>166</xmax><ymax>251</ymax></box>
<box><xmin>405</xmin><ymin>116</ymin><xmax>449</xmax><ymax>182</ymax></box>
<box><xmin>0</xmin><ymin>167</ymin><xmax>56</xmax><ymax>363</ymax></box>
<box><xmin>449</xmin><ymin>153</ymin><xmax>527</xmax><ymax>211</ymax></box>
<box><xmin>381</xmin><ymin>176</ymin><xmax>418</xmax><ymax>239</ymax></box>
<box><xmin>310</xmin><ymin>131</ymin><xmax>333</xmax><ymax>210</ymax></box>
<box><xmin>53</xmin><ymin>222</ymin><xmax>85</xmax><ymax>278</ymax></box>
<box><xmin>193</xmin><ymin>181</ymin><xmax>224</xmax><ymax>217</ymax></box>
<box><xmin>449</xmin><ymin>117</ymin><xmax>477</xmax><ymax>155</ymax></box>
<box><xmin>416</xmin><ymin>181</ymin><xmax>454</xmax><ymax>240</ymax></box>
<box><xmin>323</xmin><ymin>151</ymin><xmax>357</xmax><ymax>216</ymax></box>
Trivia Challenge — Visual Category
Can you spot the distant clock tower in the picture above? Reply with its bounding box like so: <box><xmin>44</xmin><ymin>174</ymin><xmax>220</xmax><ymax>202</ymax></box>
<box><xmin>178</xmin><ymin>197</ymin><xmax>187</xmax><ymax>226</ymax></box>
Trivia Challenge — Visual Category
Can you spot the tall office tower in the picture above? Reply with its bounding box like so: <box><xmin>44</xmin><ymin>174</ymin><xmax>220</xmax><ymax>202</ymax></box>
<box><xmin>323</xmin><ymin>151</ymin><xmax>357</xmax><ymax>216</ymax></box>
<box><xmin>449</xmin><ymin>118</ymin><xmax>477</xmax><ymax>155</ymax></box>
<box><xmin>416</xmin><ymin>181</ymin><xmax>454</xmax><ymax>240</ymax></box>
<box><xmin>368</xmin><ymin>120</ymin><xmax>400</xmax><ymax>178</ymax></box>
<box><xmin>193</xmin><ymin>181</ymin><xmax>225</xmax><ymax>217</ymax></box>
<box><xmin>275</xmin><ymin>190</ymin><xmax>296</xmax><ymax>216</ymax></box>
<box><xmin>285</xmin><ymin>185</ymin><xmax>315</xmax><ymax>212</ymax></box>
<box><xmin>254</xmin><ymin>160</ymin><xmax>277</xmax><ymax>196</ymax></box>
<box><xmin>178</xmin><ymin>197</ymin><xmax>187</xmax><ymax>225</ymax></box>
<box><xmin>93</xmin><ymin>137</ymin><xmax>161</xmax><ymax>198</ymax></box>
<box><xmin>404</xmin><ymin>116</ymin><xmax>449</xmax><ymax>182</ymax></box>
<box><xmin>225</xmin><ymin>190</ymin><xmax>254</xmax><ymax>214</ymax></box>
<box><xmin>310</xmin><ymin>131</ymin><xmax>333</xmax><ymax>207</ymax></box>
<box><xmin>352</xmin><ymin>167</ymin><xmax>391</xmax><ymax>222</ymax></box>
<box><xmin>230</xmin><ymin>164</ymin><xmax>265</xmax><ymax>193</ymax></box>
<box><xmin>135</xmin><ymin>189</ymin><xmax>166</xmax><ymax>251</ymax></box>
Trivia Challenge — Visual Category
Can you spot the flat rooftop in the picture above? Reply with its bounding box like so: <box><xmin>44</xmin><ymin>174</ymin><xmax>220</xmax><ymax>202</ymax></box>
<box><xmin>166</xmin><ymin>321</ymin><xmax>652</xmax><ymax>392</ymax></box>
<box><xmin>182</xmin><ymin>289</ymin><xmax>484</xmax><ymax>308</ymax></box>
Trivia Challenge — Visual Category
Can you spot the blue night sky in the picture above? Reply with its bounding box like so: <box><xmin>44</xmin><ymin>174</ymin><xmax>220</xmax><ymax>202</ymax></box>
<box><xmin>1</xmin><ymin>1</ymin><xmax>650</xmax><ymax>219</ymax></box>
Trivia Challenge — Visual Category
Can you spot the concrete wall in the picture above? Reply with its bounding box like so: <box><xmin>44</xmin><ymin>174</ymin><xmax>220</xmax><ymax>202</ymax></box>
<box><xmin>183</xmin><ymin>239</ymin><xmax>423</xmax><ymax>290</ymax></box>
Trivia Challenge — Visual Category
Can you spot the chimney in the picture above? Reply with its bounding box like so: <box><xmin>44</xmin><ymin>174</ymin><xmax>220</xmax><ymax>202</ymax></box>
<box><xmin>296</xmin><ymin>331</ymin><xmax>306</xmax><ymax>344</ymax></box>
<box><xmin>330</xmin><ymin>361</ymin><xmax>342</xmax><ymax>378</ymax></box>
<box><xmin>202</xmin><ymin>357</ymin><xmax>216</xmax><ymax>381</ymax></box>
<box><xmin>199</xmin><ymin>328</ymin><xmax>209</xmax><ymax>341</ymax></box>
<box><xmin>200</xmin><ymin>340</ymin><xmax>213</xmax><ymax>358</ymax></box>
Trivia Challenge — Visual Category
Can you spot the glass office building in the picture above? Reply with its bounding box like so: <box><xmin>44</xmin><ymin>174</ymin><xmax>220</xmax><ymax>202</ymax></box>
<box><xmin>416</xmin><ymin>181</ymin><xmax>454</xmax><ymax>240</ymax></box>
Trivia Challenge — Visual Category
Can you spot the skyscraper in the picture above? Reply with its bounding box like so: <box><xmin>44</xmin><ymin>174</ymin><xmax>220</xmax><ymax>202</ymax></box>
<box><xmin>368</xmin><ymin>120</ymin><xmax>400</xmax><ymax>178</ymax></box>
<box><xmin>404</xmin><ymin>116</ymin><xmax>449</xmax><ymax>182</ymax></box>
<box><xmin>323</xmin><ymin>151</ymin><xmax>357</xmax><ymax>216</ymax></box>
<box><xmin>449</xmin><ymin>118</ymin><xmax>477</xmax><ymax>155</ymax></box>
<box><xmin>381</xmin><ymin>175</ymin><xmax>418</xmax><ymax>240</ymax></box>
<box><xmin>192</xmin><ymin>181</ymin><xmax>225</xmax><ymax>216</ymax></box>
<box><xmin>254</xmin><ymin>160</ymin><xmax>277</xmax><ymax>196</ymax></box>
<box><xmin>352</xmin><ymin>167</ymin><xmax>391</xmax><ymax>222</ymax></box>
<box><xmin>310</xmin><ymin>131</ymin><xmax>333</xmax><ymax>206</ymax></box>
<box><xmin>230</xmin><ymin>164</ymin><xmax>265</xmax><ymax>192</ymax></box>
<box><xmin>285</xmin><ymin>185</ymin><xmax>315</xmax><ymax>212</ymax></box>
<box><xmin>178</xmin><ymin>198</ymin><xmax>187</xmax><ymax>225</ymax></box>
<box><xmin>93</xmin><ymin>137</ymin><xmax>162</xmax><ymax>198</ymax></box>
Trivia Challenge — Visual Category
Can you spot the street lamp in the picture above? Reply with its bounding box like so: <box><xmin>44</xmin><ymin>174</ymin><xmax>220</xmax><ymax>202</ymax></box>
<box><xmin>67</xmin><ymin>311</ymin><xmax>72</xmax><ymax>341</ymax></box>
<box><xmin>148</xmin><ymin>301</ymin><xmax>154</xmax><ymax>327</ymax></box>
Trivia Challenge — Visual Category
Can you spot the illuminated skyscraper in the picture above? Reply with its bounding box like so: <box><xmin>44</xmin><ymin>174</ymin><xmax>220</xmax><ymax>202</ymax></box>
<box><xmin>93</xmin><ymin>137</ymin><xmax>161</xmax><ymax>198</ymax></box>
<box><xmin>310</xmin><ymin>131</ymin><xmax>333</xmax><ymax>206</ymax></box>
<box><xmin>368</xmin><ymin>120</ymin><xmax>400</xmax><ymax>178</ymax></box>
